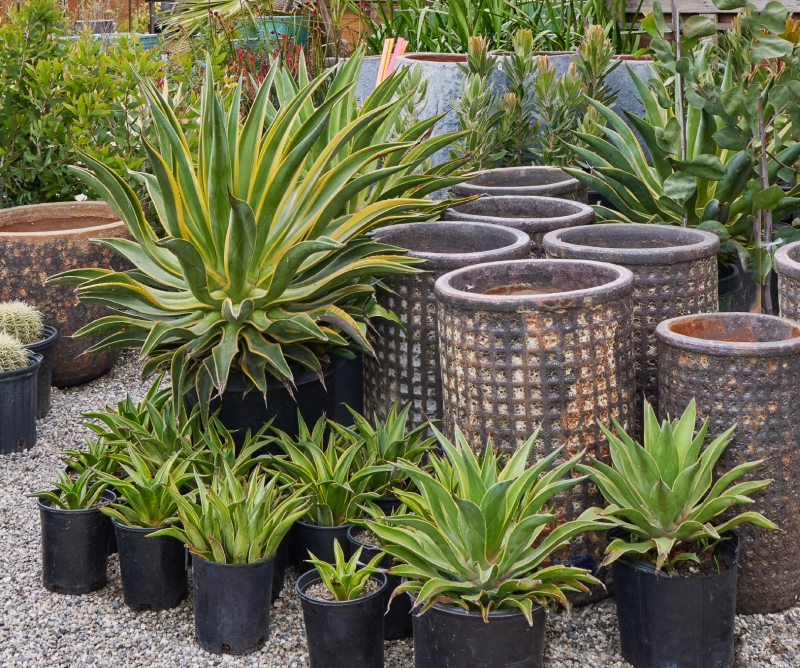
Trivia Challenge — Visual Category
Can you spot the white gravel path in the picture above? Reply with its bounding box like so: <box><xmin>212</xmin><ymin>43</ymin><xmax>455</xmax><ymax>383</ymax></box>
<box><xmin>1</xmin><ymin>351</ymin><xmax>798</xmax><ymax>667</ymax></box>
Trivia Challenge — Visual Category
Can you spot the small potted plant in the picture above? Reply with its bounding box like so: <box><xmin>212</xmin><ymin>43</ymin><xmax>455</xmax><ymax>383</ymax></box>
<box><xmin>578</xmin><ymin>400</ymin><xmax>776</xmax><ymax>668</ymax></box>
<box><xmin>0</xmin><ymin>333</ymin><xmax>41</xmax><ymax>454</ymax></box>
<box><xmin>152</xmin><ymin>463</ymin><xmax>310</xmax><ymax>654</ymax></box>
<box><xmin>369</xmin><ymin>426</ymin><xmax>611</xmax><ymax>668</ymax></box>
<box><xmin>296</xmin><ymin>540</ymin><xmax>387</xmax><ymax>668</ymax></box>
<box><xmin>29</xmin><ymin>470</ymin><xmax>115</xmax><ymax>594</ymax></box>
<box><xmin>98</xmin><ymin>448</ymin><xmax>192</xmax><ymax>611</ymax></box>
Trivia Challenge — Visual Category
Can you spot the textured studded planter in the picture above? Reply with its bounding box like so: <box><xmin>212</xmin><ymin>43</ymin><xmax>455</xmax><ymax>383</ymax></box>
<box><xmin>775</xmin><ymin>240</ymin><xmax>800</xmax><ymax>320</ymax></box>
<box><xmin>364</xmin><ymin>222</ymin><xmax>530</xmax><ymax>429</ymax></box>
<box><xmin>543</xmin><ymin>223</ymin><xmax>719</xmax><ymax>413</ymax></box>
<box><xmin>442</xmin><ymin>196</ymin><xmax>594</xmax><ymax>257</ymax></box>
<box><xmin>657</xmin><ymin>312</ymin><xmax>800</xmax><ymax>614</ymax></box>
<box><xmin>0</xmin><ymin>201</ymin><xmax>129</xmax><ymax>386</ymax></box>
<box><xmin>452</xmin><ymin>167</ymin><xmax>588</xmax><ymax>203</ymax></box>
<box><xmin>435</xmin><ymin>259</ymin><xmax>635</xmax><ymax>568</ymax></box>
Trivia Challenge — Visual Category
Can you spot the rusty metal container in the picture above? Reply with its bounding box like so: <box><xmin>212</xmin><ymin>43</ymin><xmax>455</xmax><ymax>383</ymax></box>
<box><xmin>0</xmin><ymin>201</ymin><xmax>129</xmax><ymax>386</ymax></box>
<box><xmin>364</xmin><ymin>221</ymin><xmax>531</xmax><ymax>429</ymax></box>
<box><xmin>775</xmin><ymin>240</ymin><xmax>800</xmax><ymax>320</ymax></box>
<box><xmin>442</xmin><ymin>196</ymin><xmax>594</xmax><ymax>258</ymax></box>
<box><xmin>543</xmin><ymin>223</ymin><xmax>719</xmax><ymax>414</ymax></box>
<box><xmin>657</xmin><ymin>312</ymin><xmax>800</xmax><ymax>615</ymax></box>
<box><xmin>452</xmin><ymin>166</ymin><xmax>588</xmax><ymax>203</ymax></box>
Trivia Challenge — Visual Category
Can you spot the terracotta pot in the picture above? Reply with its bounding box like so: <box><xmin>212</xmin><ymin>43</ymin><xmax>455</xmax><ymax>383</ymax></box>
<box><xmin>0</xmin><ymin>201</ymin><xmax>129</xmax><ymax>386</ymax></box>
<box><xmin>442</xmin><ymin>195</ymin><xmax>594</xmax><ymax>257</ymax></box>
<box><xmin>543</xmin><ymin>223</ymin><xmax>719</xmax><ymax>414</ymax></box>
<box><xmin>452</xmin><ymin>166</ymin><xmax>588</xmax><ymax>203</ymax></box>
<box><xmin>775</xmin><ymin>240</ymin><xmax>800</xmax><ymax>320</ymax></box>
<box><xmin>656</xmin><ymin>312</ymin><xmax>800</xmax><ymax>614</ymax></box>
<box><xmin>364</xmin><ymin>221</ymin><xmax>530</xmax><ymax>430</ymax></box>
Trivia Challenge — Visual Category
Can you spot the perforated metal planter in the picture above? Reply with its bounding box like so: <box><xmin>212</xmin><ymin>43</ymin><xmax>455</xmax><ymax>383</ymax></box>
<box><xmin>775</xmin><ymin>240</ymin><xmax>800</xmax><ymax>320</ymax></box>
<box><xmin>364</xmin><ymin>222</ymin><xmax>530</xmax><ymax>430</ymax></box>
<box><xmin>452</xmin><ymin>166</ymin><xmax>588</xmax><ymax>203</ymax></box>
<box><xmin>435</xmin><ymin>259</ymin><xmax>636</xmax><ymax>567</ymax></box>
<box><xmin>543</xmin><ymin>223</ymin><xmax>719</xmax><ymax>414</ymax></box>
<box><xmin>442</xmin><ymin>195</ymin><xmax>594</xmax><ymax>257</ymax></box>
<box><xmin>657</xmin><ymin>312</ymin><xmax>800</xmax><ymax>615</ymax></box>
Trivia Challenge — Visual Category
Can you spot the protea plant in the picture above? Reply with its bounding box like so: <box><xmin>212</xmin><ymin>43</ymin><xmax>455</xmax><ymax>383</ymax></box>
<box><xmin>48</xmin><ymin>54</ymin><xmax>462</xmax><ymax>416</ymax></box>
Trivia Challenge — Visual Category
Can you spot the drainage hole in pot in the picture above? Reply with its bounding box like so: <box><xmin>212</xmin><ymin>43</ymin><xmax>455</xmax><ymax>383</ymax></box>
<box><xmin>138</xmin><ymin>604</ymin><xmax>152</xmax><ymax>611</ymax></box>
<box><xmin>52</xmin><ymin>586</ymin><xmax>64</xmax><ymax>594</ymax></box>
<box><xmin>16</xmin><ymin>439</ymin><xmax>26</xmax><ymax>451</ymax></box>
<box><xmin>221</xmin><ymin>644</ymin><xmax>231</xmax><ymax>653</ymax></box>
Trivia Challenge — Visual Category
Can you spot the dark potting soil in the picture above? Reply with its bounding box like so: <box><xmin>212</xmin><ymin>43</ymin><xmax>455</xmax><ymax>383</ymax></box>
<box><xmin>304</xmin><ymin>577</ymin><xmax>382</xmax><ymax>602</ymax></box>
<box><xmin>636</xmin><ymin>544</ymin><xmax>734</xmax><ymax>579</ymax></box>
<box><xmin>352</xmin><ymin>529</ymin><xmax>383</xmax><ymax>550</ymax></box>
<box><xmin>0</xmin><ymin>217</ymin><xmax>117</xmax><ymax>233</ymax></box>
<box><xmin>42</xmin><ymin>495</ymin><xmax>112</xmax><ymax>510</ymax></box>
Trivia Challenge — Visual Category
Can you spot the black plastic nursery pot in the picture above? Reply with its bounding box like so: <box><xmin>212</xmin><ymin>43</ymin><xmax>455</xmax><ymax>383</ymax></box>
<box><xmin>290</xmin><ymin>521</ymin><xmax>353</xmax><ymax>573</ymax></box>
<box><xmin>113</xmin><ymin>519</ymin><xmax>188</xmax><ymax>611</ymax></box>
<box><xmin>374</xmin><ymin>495</ymin><xmax>403</xmax><ymax>515</ymax></box>
<box><xmin>271</xmin><ymin>537</ymin><xmax>289</xmax><ymax>603</ymax></box>
<box><xmin>411</xmin><ymin>595</ymin><xmax>547</xmax><ymax>668</ymax></box>
<box><xmin>38</xmin><ymin>489</ymin><xmax>115</xmax><ymax>594</ymax></box>
<box><xmin>192</xmin><ymin>553</ymin><xmax>275</xmax><ymax>655</ymax></box>
<box><xmin>296</xmin><ymin>569</ymin><xmax>387</xmax><ymax>668</ymax></box>
<box><xmin>612</xmin><ymin>533</ymin><xmax>739</xmax><ymax>668</ymax></box>
<box><xmin>24</xmin><ymin>325</ymin><xmax>57</xmax><ymax>419</ymax></box>
<box><xmin>0</xmin><ymin>352</ymin><xmax>41</xmax><ymax>454</ymax></box>
<box><xmin>347</xmin><ymin>525</ymin><xmax>412</xmax><ymax>640</ymax></box>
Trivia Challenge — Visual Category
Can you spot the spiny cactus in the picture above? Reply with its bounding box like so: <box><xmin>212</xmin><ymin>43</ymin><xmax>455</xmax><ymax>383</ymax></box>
<box><xmin>0</xmin><ymin>301</ymin><xmax>44</xmax><ymax>345</ymax></box>
<box><xmin>0</xmin><ymin>333</ymin><xmax>30</xmax><ymax>372</ymax></box>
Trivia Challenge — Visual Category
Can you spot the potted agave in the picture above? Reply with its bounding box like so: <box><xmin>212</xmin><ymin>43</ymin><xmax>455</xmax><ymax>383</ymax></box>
<box><xmin>29</xmin><ymin>470</ymin><xmax>115</xmax><ymax>594</ymax></box>
<box><xmin>97</xmin><ymin>449</ymin><xmax>192</xmax><ymax>611</ymax></box>
<box><xmin>296</xmin><ymin>540</ymin><xmax>387</xmax><ymax>668</ymax></box>
<box><xmin>0</xmin><ymin>333</ymin><xmax>41</xmax><ymax>454</ymax></box>
<box><xmin>153</xmin><ymin>463</ymin><xmax>310</xmax><ymax>654</ymax></box>
<box><xmin>369</xmin><ymin>426</ymin><xmax>611</xmax><ymax>668</ymax></box>
<box><xmin>579</xmin><ymin>400</ymin><xmax>776</xmax><ymax>668</ymax></box>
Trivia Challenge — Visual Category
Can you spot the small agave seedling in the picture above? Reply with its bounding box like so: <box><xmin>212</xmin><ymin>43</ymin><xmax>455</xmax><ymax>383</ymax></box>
<box><xmin>306</xmin><ymin>539</ymin><xmax>385</xmax><ymax>602</ymax></box>
<box><xmin>28</xmin><ymin>469</ymin><xmax>109</xmax><ymax>510</ymax></box>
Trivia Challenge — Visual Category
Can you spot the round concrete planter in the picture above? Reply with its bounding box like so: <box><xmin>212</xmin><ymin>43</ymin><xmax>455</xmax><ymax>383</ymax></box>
<box><xmin>435</xmin><ymin>259</ymin><xmax>635</xmax><ymax>567</ymax></box>
<box><xmin>775</xmin><ymin>240</ymin><xmax>800</xmax><ymax>320</ymax></box>
<box><xmin>442</xmin><ymin>195</ymin><xmax>594</xmax><ymax>257</ymax></box>
<box><xmin>452</xmin><ymin>166</ymin><xmax>588</xmax><ymax>203</ymax></box>
<box><xmin>364</xmin><ymin>221</ymin><xmax>530</xmax><ymax>430</ymax></box>
<box><xmin>657</xmin><ymin>312</ymin><xmax>800</xmax><ymax>615</ymax></box>
<box><xmin>0</xmin><ymin>201</ymin><xmax>129</xmax><ymax>386</ymax></box>
<box><xmin>543</xmin><ymin>223</ymin><xmax>719</xmax><ymax>413</ymax></box>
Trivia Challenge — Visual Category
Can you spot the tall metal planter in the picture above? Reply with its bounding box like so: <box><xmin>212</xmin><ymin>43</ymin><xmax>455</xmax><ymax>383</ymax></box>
<box><xmin>657</xmin><ymin>312</ymin><xmax>800</xmax><ymax>614</ymax></box>
<box><xmin>442</xmin><ymin>195</ymin><xmax>594</xmax><ymax>257</ymax></box>
<box><xmin>435</xmin><ymin>259</ymin><xmax>635</xmax><ymax>568</ymax></box>
<box><xmin>364</xmin><ymin>222</ymin><xmax>530</xmax><ymax>430</ymax></box>
<box><xmin>775</xmin><ymin>240</ymin><xmax>800</xmax><ymax>320</ymax></box>
<box><xmin>543</xmin><ymin>223</ymin><xmax>719</xmax><ymax>413</ymax></box>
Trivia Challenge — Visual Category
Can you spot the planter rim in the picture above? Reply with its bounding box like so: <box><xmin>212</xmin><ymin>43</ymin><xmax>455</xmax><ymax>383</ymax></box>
<box><xmin>443</xmin><ymin>195</ymin><xmax>593</xmax><ymax>233</ymax></box>
<box><xmin>774</xmin><ymin>239</ymin><xmax>800</xmax><ymax>280</ymax></box>
<box><xmin>37</xmin><ymin>489</ymin><xmax>116</xmax><ymax>515</ymax></box>
<box><xmin>346</xmin><ymin>524</ymin><xmax>383</xmax><ymax>550</ymax></box>
<box><xmin>398</xmin><ymin>52</ymin><xmax>467</xmax><ymax>62</ymax></box>
<box><xmin>191</xmin><ymin>551</ymin><xmax>276</xmax><ymax>569</ymax></box>
<box><xmin>407</xmin><ymin>590</ymin><xmax>544</xmax><ymax>619</ymax></box>
<box><xmin>434</xmin><ymin>259</ymin><xmax>634</xmax><ymax>312</ymax></box>
<box><xmin>453</xmin><ymin>166</ymin><xmax>581</xmax><ymax>198</ymax></box>
<box><xmin>372</xmin><ymin>221</ymin><xmax>530</xmax><ymax>270</ymax></box>
<box><xmin>295</xmin><ymin>569</ymin><xmax>387</xmax><ymax>606</ymax></box>
<box><xmin>656</xmin><ymin>313</ymin><xmax>800</xmax><ymax>357</ymax></box>
<box><xmin>0</xmin><ymin>201</ymin><xmax>124</xmax><ymax>238</ymax></box>
<box><xmin>110</xmin><ymin>517</ymin><xmax>171</xmax><ymax>533</ymax></box>
<box><xmin>543</xmin><ymin>223</ymin><xmax>720</xmax><ymax>266</ymax></box>
<box><xmin>296</xmin><ymin>520</ymin><xmax>355</xmax><ymax>531</ymax></box>
<box><xmin>23</xmin><ymin>325</ymin><xmax>58</xmax><ymax>352</ymax></box>
<box><xmin>0</xmin><ymin>352</ymin><xmax>42</xmax><ymax>382</ymax></box>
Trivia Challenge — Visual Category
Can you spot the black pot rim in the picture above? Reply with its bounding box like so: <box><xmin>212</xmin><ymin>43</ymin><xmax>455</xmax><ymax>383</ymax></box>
<box><xmin>453</xmin><ymin>166</ymin><xmax>581</xmax><ymax>198</ymax></box>
<box><xmin>406</xmin><ymin>589</ymin><xmax>544</xmax><ymax>619</ymax></box>
<box><xmin>543</xmin><ymin>223</ymin><xmax>720</xmax><ymax>266</ymax></box>
<box><xmin>191</xmin><ymin>552</ymin><xmax>276</xmax><ymax>569</ymax></box>
<box><xmin>23</xmin><ymin>325</ymin><xmax>58</xmax><ymax>352</ymax></box>
<box><xmin>296</xmin><ymin>520</ymin><xmax>355</xmax><ymax>531</ymax></box>
<box><xmin>656</xmin><ymin>313</ymin><xmax>800</xmax><ymax>357</ymax></box>
<box><xmin>36</xmin><ymin>489</ymin><xmax>116</xmax><ymax>515</ymax></box>
<box><xmin>295</xmin><ymin>569</ymin><xmax>387</xmax><ymax>606</ymax></box>
<box><xmin>0</xmin><ymin>351</ymin><xmax>42</xmax><ymax>382</ymax></box>
<box><xmin>346</xmin><ymin>524</ymin><xmax>382</xmax><ymax>549</ymax></box>
<box><xmin>774</xmin><ymin>239</ymin><xmax>800</xmax><ymax>280</ymax></box>
<box><xmin>443</xmin><ymin>195</ymin><xmax>594</xmax><ymax>233</ymax></box>
<box><xmin>110</xmin><ymin>517</ymin><xmax>170</xmax><ymax>533</ymax></box>
<box><xmin>434</xmin><ymin>258</ymin><xmax>634</xmax><ymax>312</ymax></box>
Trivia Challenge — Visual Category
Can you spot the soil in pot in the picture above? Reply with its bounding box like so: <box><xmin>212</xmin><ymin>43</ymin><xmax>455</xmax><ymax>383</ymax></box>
<box><xmin>38</xmin><ymin>490</ymin><xmax>116</xmax><ymax>594</ymax></box>
<box><xmin>192</xmin><ymin>554</ymin><xmax>275</xmax><ymax>655</ymax></box>
<box><xmin>24</xmin><ymin>326</ymin><xmax>57</xmax><ymax>419</ymax></box>
<box><xmin>113</xmin><ymin>520</ymin><xmax>188</xmax><ymax>611</ymax></box>
<box><xmin>452</xmin><ymin>166</ymin><xmax>588</xmax><ymax>203</ymax></box>
<box><xmin>290</xmin><ymin>521</ymin><xmax>353</xmax><ymax>573</ymax></box>
<box><xmin>297</xmin><ymin>570</ymin><xmax>387</xmax><ymax>668</ymax></box>
<box><xmin>0</xmin><ymin>352</ymin><xmax>41</xmax><ymax>454</ymax></box>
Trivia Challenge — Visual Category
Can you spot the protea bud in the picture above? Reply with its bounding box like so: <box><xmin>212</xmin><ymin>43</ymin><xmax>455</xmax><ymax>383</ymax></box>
<box><xmin>467</xmin><ymin>35</ymin><xmax>489</xmax><ymax>60</ymax></box>
<box><xmin>512</xmin><ymin>28</ymin><xmax>535</xmax><ymax>59</ymax></box>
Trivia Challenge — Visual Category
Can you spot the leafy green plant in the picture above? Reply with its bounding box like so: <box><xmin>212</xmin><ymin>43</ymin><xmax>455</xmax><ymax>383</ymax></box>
<box><xmin>62</xmin><ymin>437</ymin><xmax>121</xmax><ymax>477</ymax></box>
<box><xmin>306</xmin><ymin>539</ymin><xmax>385</xmax><ymax>601</ymax></box>
<box><xmin>368</xmin><ymin>426</ymin><xmax>610</xmax><ymax>622</ymax></box>
<box><xmin>0</xmin><ymin>301</ymin><xmax>44</xmax><ymax>345</ymax></box>
<box><xmin>152</xmin><ymin>462</ymin><xmax>310</xmax><ymax>563</ymax></box>
<box><xmin>28</xmin><ymin>470</ymin><xmax>108</xmax><ymax>510</ymax></box>
<box><xmin>0</xmin><ymin>333</ymin><xmax>29</xmax><ymax>372</ymax></box>
<box><xmin>578</xmin><ymin>399</ymin><xmax>776</xmax><ymax>573</ymax></box>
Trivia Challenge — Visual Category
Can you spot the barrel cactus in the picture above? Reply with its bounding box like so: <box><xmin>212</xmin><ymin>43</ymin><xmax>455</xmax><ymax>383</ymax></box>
<box><xmin>0</xmin><ymin>333</ymin><xmax>30</xmax><ymax>372</ymax></box>
<box><xmin>0</xmin><ymin>301</ymin><xmax>44</xmax><ymax>345</ymax></box>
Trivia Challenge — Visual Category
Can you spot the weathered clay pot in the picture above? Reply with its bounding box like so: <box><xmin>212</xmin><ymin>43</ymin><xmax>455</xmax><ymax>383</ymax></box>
<box><xmin>364</xmin><ymin>221</ymin><xmax>530</xmax><ymax>430</ymax></box>
<box><xmin>775</xmin><ymin>240</ymin><xmax>800</xmax><ymax>320</ymax></box>
<box><xmin>0</xmin><ymin>202</ymin><xmax>129</xmax><ymax>386</ymax></box>
<box><xmin>435</xmin><ymin>259</ymin><xmax>635</xmax><ymax>570</ymax></box>
<box><xmin>452</xmin><ymin>166</ymin><xmax>588</xmax><ymax>203</ymax></box>
<box><xmin>657</xmin><ymin>312</ymin><xmax>800</xmax><ymax>615</ymax></box>
<box><xmin>442</xmin><ymin>195</ymin><xmax>594</xmax><ymax>257</ymax></box>
<box><xmin>543</xmin><ymin>223</ymin><xmax>719</xmax><ymax>414</ymax></box>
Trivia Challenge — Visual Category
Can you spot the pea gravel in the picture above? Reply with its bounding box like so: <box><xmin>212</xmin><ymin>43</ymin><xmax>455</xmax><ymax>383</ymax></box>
<box><xmin>1</xmin><ymin>351</ymin><xmax>798</xmax><ymax>667</ymax></box>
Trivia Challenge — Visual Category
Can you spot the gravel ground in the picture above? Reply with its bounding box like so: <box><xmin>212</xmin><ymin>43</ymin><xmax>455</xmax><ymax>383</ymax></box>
<box><xmin>1</xmin><ymin>351</ymin><xmax>799</xmax><ymax>667</ymax></box>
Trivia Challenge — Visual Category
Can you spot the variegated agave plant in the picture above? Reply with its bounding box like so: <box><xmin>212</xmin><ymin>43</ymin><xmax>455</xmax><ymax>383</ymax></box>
<box><xmin>49</xmin><ymin>52</ymin><xmax>463</xmax><ymax>415</ymax></box>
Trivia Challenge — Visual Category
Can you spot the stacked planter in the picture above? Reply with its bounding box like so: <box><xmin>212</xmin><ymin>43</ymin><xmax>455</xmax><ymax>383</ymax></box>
<box><xmin>775</xmin><ymin>240</ymin><xmax>800</xmax><ymax>319</ymax></box>
<box><xmin>543</xmin><ymin>223</ymin><xmax>719</xmax><ymax>413</ymax></box>
<box><xmin>364</xmin><ymin>221</ymin><xmax>530</xmax><ymax>429</ymax></box>
<box><xmin>452</xmin><ymin>166</ymin><xmax>588</xmax><ymax>203</ymax></box>
<box><xmin>657</xmin><ymin>312</ymin><xmax>800</xmax><ymax>614</ymax></box>
<box><xmin>443</xmin><ymin>195</ymin><xmax>594</xmax><ymax>257</ymax></box>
